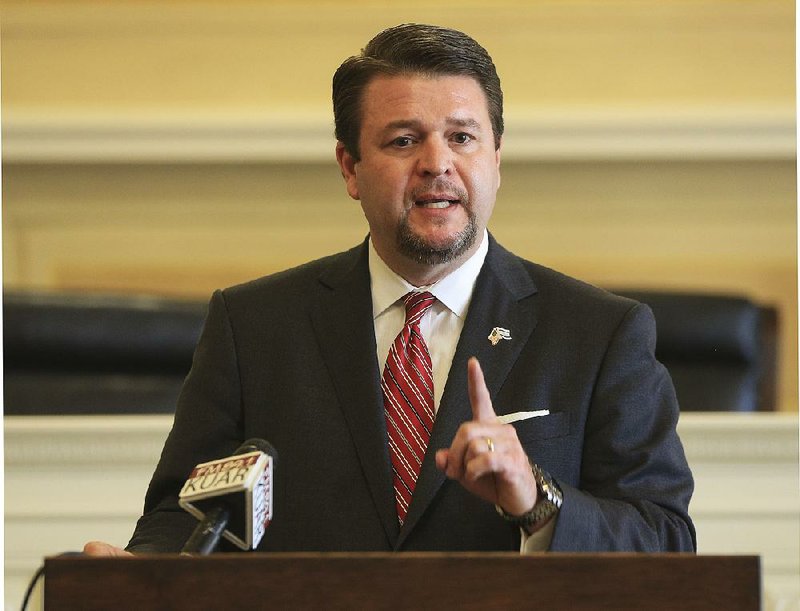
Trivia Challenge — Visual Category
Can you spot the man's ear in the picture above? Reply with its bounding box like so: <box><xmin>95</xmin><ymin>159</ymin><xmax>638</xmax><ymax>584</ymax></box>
<box><xmin>335</xmin><ymin>142</ymin><xmax>360</xmax><ymax>201</ymax></box>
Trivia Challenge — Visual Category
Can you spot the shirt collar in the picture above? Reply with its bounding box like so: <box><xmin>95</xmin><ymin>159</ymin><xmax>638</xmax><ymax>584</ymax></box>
<box><xmin>369</xmin><ymin>229</ymin><xmax>489</xmax><ymax>319</ymax></box>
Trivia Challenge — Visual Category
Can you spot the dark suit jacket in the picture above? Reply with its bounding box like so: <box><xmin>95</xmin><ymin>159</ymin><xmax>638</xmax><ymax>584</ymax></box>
<box><xmin>128</xmin><ymin>236</ymin><xmax>695</xmax><ymax>553</ymax></box>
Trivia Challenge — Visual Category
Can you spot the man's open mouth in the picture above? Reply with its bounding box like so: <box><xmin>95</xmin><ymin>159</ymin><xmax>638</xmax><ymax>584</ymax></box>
<box><xmin>415</xmin><ymin>199</ymin><xmax>459</xmax><ymax>209</ymax></box>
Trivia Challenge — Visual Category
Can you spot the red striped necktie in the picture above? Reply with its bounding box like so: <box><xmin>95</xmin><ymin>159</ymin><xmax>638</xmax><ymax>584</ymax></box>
<box><xmin>382</xmin><ymin>291</ymin><xmax>436</xmax><ymax>525</ymax></box>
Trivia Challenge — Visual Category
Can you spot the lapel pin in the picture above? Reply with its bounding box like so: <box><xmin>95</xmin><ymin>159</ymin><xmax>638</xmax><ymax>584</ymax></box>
<box><xmin>488</xmin><ymin>327</ymin><xmax>512</xmax><ymax>346</ymax></box>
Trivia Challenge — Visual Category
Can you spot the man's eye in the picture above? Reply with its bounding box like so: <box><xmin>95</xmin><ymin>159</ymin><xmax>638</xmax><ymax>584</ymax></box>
<box><xmin>392</xmin><ymin>136</ymin><xmax>414</xmax><ymax>147</ymax></box>
<box><xmin>452</xmin><ymin>132</ymin><xmax>473</xmax><ymax>144</ymax></box>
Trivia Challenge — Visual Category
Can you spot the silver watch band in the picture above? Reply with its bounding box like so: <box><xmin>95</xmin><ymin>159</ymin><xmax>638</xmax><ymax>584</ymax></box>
<box><xmin>495</xmin><ymin>462</ymin><xmax>563</xmax><ymax>532</ymax></box>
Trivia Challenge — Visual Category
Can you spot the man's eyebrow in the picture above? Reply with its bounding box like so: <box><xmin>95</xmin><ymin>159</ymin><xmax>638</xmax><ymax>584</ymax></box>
<box><xmin>447</xmin><ymin>117</ymin><xmax>483</xmax><ymax>130</ymax></box>
<box><xmin>382</xmin><ymin>117</ymin><xmax>484</xmax><ymax>131</ymax></box>
<box><xmin>382</xmin><ymin>120</ymin><xmax>420</xmax><ymax>131</ymax></box>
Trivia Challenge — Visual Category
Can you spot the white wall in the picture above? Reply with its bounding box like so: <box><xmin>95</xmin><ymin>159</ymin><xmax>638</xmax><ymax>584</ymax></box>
<box><xmin>5</xmin><ymin>413</ymin><xmax>799</xmax><ymax>610</ymax></box>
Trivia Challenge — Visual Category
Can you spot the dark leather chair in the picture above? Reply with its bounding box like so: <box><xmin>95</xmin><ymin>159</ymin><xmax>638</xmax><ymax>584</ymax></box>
<box><xmin>615</xmin><ymin>290</ymin><xmax>777</xmax><ymax>412</ymax></box>
<box><xmin>4</xmin><ymin>289</ymin><xmax>777</xmax><ymax>414</ymax></box>
<box><xmin>3</xmin><ymin>291</ymin><xmax>207</xmax><ymax>415</ymax></box>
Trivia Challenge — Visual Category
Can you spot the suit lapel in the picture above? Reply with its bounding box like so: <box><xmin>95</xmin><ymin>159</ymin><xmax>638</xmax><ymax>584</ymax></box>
<box><xmin>397</xmin><ymin>237</ymin><xmax>539</xmax><ymax>546</ymax></box>
<box><xmin>310</xmin><ymin>241</ymin><xmax>400</xmax><ymax>546</ymax></box>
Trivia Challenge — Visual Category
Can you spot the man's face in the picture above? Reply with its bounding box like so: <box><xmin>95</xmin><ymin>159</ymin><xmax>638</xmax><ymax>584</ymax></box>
<box><xmin>337</xmin><ymin>74</ymin><xmax>501</xmax><ymax>282</ymax></box>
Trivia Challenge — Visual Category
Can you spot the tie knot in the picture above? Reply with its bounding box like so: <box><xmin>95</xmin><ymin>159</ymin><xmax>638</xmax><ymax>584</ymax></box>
<box><xmin>403</xmin><ymin>291</ymin><xmax>435</xmax><ymax>326</ymax></box>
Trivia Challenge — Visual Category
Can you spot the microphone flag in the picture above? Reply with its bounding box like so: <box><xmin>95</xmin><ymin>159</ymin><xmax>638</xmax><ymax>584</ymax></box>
<box><xmin>178</xmin><ymin>449</ymin><xmax>274</xmax><ymax>550</ymax></box>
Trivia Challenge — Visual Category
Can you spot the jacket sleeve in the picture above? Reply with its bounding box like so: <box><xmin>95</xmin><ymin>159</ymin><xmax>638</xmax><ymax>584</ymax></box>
<box><xmin>549</xmin><ymin>302</ymin><xmax>696</xmax><ymax>552</ymax></box>
<box><xmin>127</xmin><ymin>290</ymin><xmax>245</xmax><ymax>553</ymax></box>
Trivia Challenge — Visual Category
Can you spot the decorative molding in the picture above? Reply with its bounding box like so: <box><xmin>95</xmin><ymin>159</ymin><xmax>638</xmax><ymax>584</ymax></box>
<box><xmin>677</xmin><ymin>413</ymin><xmax>799</xmax><ymax>463</ymax></box>
<box><xmin>3</xmin><ymin>110</ymin><xmax>795</xmax><ymax>163</ymax></box>
<box><xmin>7</xmin><ymin>412</ymin><xmax>797</xmax><ymax>464</ymax></box>
<box><xmin>4</xmin><ymin>415</ymin><xmax>172</xmax><ymax>466</ymax></box>
<box><xmin>504</xmin><ymin>109</ymin><xmax>796</xmax><ymax>161</ymax></box>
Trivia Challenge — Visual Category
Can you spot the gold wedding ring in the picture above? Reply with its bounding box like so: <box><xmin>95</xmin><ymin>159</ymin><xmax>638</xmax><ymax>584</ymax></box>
<box><xmin>486</xmin><ymin>437</ymin><xmax>495</xmax><ymax>453</ymax></box>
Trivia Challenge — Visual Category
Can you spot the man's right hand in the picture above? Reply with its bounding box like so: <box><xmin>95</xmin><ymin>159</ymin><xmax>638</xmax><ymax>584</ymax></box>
<box><xmin>83</xmin><ymin>541</ymin><xmax>133</xmax><ymax>557</ymax></box>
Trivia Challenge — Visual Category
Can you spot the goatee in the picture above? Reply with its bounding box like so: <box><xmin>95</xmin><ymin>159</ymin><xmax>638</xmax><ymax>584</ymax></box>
<box><xmin>396</xmin><ymin>210</ymin><xmax>478</xmax><ymax>266</ymax></box>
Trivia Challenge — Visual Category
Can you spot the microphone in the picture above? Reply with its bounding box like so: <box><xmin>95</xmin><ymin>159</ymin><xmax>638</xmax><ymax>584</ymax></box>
<box><xmin>178</xmin><ymin>438</ymin><xmax>277</xmax><ymax>555</ymax></box>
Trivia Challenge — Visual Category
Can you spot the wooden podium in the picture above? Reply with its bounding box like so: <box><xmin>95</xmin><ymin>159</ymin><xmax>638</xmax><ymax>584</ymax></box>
<box><xmin>44</xmin><ymin>553</ymin><xmax>760</xmax><ymax>610</ymax></box>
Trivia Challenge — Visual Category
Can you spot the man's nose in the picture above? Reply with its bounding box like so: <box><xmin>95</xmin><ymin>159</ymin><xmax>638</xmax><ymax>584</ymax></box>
<box><xmin>417</xmin><ymin>138</ymin><xmax>453</xmax><ymax>176</ymax></box>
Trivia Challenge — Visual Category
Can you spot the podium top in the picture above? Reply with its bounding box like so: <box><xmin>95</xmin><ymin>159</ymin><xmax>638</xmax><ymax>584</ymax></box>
<box><xmin>44</xmin><ymin>552</ymin><xmax>760</xmax><ymax>611</ymax></box>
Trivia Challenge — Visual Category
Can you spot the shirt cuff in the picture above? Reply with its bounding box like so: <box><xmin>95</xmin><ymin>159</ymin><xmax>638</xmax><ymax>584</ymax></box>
<box><xmin>519</xmin><ymin>515</ymin><xmax>557</xmax><ymax>553</ymax></box>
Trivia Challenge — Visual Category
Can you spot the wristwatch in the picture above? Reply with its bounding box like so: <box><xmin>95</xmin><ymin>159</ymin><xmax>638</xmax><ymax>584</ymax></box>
<box><xmin>496</xmin><ymin>462</ymin><xmax>563</xmax><ymax>534</ymax></box>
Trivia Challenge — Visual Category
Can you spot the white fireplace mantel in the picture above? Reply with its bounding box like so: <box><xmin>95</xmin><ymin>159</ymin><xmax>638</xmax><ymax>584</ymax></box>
<box><xmin>5</xmin><ymin>412</ymin><xmax>799</xmax><ymax>610</ymax></box>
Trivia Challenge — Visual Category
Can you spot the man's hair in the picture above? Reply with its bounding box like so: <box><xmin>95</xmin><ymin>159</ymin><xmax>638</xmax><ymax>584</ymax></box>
<box><xmin>333</xmin><ymin>23</ymin><xmax>504</xmax><ymax>160</ymax></box>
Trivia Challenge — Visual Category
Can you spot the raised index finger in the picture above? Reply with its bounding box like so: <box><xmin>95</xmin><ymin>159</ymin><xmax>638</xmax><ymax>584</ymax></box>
<box><xmin>467</xmin><ymin>357</ymin><xmax>497</xmax><ymax>422</ymax></box>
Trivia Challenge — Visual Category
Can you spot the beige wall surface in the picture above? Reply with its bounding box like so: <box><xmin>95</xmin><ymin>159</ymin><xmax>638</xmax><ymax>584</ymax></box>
<box><xmin>2</xmin><ymin>0</ymin><xmax>797</xmax><ymax>410</ymax></box>
<box><xmin>3</xmin><ymin>1</ymin><xmax>794</xmax><ymax>113</ymax></box>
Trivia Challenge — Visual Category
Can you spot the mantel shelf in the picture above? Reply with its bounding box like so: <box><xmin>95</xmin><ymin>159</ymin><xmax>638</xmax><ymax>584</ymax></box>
<box><xmin>4</xmin><ymin>109</ymin><xmax>794</xmax><ymax>164</ymax></box>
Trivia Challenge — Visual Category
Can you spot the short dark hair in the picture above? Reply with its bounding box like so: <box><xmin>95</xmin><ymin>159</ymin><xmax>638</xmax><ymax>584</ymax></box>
<box><xmin>333</xmin><ymin>23</ymin><xmax>504</xmax><ymax>160</ymax></box>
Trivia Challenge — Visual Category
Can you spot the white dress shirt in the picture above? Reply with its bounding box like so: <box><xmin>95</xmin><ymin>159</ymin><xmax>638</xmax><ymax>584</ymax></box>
<box><xmin>368</xmin><ymin>231</ymin><xmax>555</xmax><ymax>552</ymax></box>
<box><xmin>370</xmin><ymin>231</ymin><xmax>489</xmax><ymax>411</ymax></box>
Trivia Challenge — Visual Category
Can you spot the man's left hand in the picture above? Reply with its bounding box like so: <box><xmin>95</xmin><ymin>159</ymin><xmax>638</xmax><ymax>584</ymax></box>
<box><xmin>435</xmin><ymin>357</ymin><xmax>538</xmax><ymax>516</ymax></box>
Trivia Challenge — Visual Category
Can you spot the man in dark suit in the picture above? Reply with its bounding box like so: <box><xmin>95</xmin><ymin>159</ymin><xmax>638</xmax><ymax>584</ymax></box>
<box><xmin>86</xmin><ymin>23</ymin><xmax>694</xmax><ymax>556</ymax></box>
